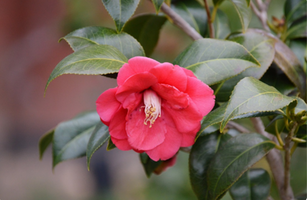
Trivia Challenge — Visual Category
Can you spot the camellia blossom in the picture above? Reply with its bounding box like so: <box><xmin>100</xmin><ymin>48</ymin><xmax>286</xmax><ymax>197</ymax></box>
<box><xmin>96</xmin><ymin>56</ymin><xmax>215</xmax><ymax>161</ymax></box>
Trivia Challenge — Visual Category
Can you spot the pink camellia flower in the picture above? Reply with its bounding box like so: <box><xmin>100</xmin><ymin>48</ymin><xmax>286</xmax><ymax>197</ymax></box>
<box><xmin>96</xmin><ymin>56</ymin><xmax>215</xmax><ymax>161</ymax></box>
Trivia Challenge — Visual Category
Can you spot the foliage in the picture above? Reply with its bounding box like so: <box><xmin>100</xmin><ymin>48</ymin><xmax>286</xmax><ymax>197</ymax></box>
<box><xmin>40</xmin><ymin>0</ymin><xmax>307</xmax><ymax>199</ymax></box>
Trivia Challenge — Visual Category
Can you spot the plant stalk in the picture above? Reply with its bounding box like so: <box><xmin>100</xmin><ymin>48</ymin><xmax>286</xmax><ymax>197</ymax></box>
<box><xmin>203</xmin><ymin>0</ymin><xmax>214</xmax><ymax>38</ymax></box>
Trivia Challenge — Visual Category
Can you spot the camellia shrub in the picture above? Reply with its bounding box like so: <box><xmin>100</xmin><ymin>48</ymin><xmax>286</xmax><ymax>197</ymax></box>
<box><xmin>39</xmin><ymin>0</ymin><xmax>307</xmax><ymax>199</ymax></box>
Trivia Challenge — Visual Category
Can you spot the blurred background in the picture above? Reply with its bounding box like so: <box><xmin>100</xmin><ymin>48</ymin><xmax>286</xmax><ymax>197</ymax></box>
<box><xmin>0</xmin><ymin>0</ymin><xmax>305</xmax><ymax>200</ymax></box>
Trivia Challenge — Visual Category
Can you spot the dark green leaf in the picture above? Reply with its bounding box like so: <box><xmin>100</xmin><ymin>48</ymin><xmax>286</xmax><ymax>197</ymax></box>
<box><xmin>284</xmin><ymin>19</ymin><xmax>307</xmax><ymax>40</ymax></box>
<box><xmin>152</xmin><ymin>0</ymin><xmax>164</xmax><ymax>13</ymax></box>
<box><xmin>213</xmin><ymin>9</ymin><xmax>231</xmax><ymax>39</ymax></box>
<box><xmin>229</xmin><ymin>168</ymin><xmax>271</xmax><ymax>200</ymax></box>
<box><xmin>107</xmin><ymin>138</ymin><xmax>117</xmax><ymax>150</ymax></box>
<box><xmin>216</xmin><ymin>29</ymin><xmax>276</xmax><ymax>101</ymax></box>
<box><xmin>189</xmin><ymin>132</ymin><xmax>232</xmax><ymax>200</ymax></box>
<box><xmin>45</xmin><ymin>45</ymin><xmax>127</xmax><ymax>94</ymax></box>
<box><xmin>173</xmin><ymin>39</ymin><xmax>260</xmax><ymax>85</ymax></box>
<box><xmin>289</xmin><ymin>38</ymin><xmax>307</xmax><ymax>67</ymax></box>
<box><xmin>212</xmin><ymin>0</ymin><xmax>225</xmax><ymax>6</ymax></box>
<box><xmin>140</xmin><ymin>153</ymin><xmax>162</xmax><ymax>177</ymax></box>
<box><xmin>206</xmin><ymin>133</ymin><xmax>275</xmax><ymax>200</ymax></box>
<box><xmin>86</xmin><ymin>122</ymin><xmax>110</xmax><ymax>170</ymax></box>
<box><xmin>220</xmin><ymin>77</ymin><xmax>295</xmax><ymax>131</ymax></box>
<box><xmin>61</xmin><ymin>26</ymin><xmax>145</xmax><ymax>59</ymax></box>
<box><xmin>101</xmin><ymin>0</ymin><xmax>140</xmax><ymax>33</ymax></box>
<box><xmin>274</xmin><ymin>38</ymin><xmax>306</xmax><ymax>101</ymax></box>
<box><xmin>172</xmin><ymin>0</ymin><xmax>207</xmax><ymax>36</ymax></box>
<box><xmin>124</xmin><ymin>14</ymin><xmax>167</xmax><ymax>56</ymax></box>
<box><xmin>297</xmin><ymin>124</ymin><xmax>307</xmax><ymax>148</ymax></box>
<box><xmin>284</xmin><ymin>0</ymin><xmax>307</xmax><ymax>25</ymax></box>
<box><xmin>39</xmin><ymin>129</ymin><xmax>54</xmax><ymax>160</ymax></box>
<box><xmin>53</xmin><ymin>112</ymin><xmax>100</xmax><ymax>168</ymax></box>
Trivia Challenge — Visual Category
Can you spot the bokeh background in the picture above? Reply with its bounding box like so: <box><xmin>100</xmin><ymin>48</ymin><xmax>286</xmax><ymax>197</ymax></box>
<box><xmin>0</xmin><ymin>0</ymin><xmax>305</xmax><ymax>200</ymax></box>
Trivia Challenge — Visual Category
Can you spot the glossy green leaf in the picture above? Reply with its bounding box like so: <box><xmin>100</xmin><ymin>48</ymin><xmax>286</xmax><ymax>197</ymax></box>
<box><xmin>289</xmin><ymin>39</ymin><xmax>307</xmax><ymax>67</ymax></box>
<box><xmin>140</xmin><ymin>153</ymin><xmax>162</xmax><ymax>177</ymax></box>
<box><xmin>229</xmin><ymin>0</ymin><xmax>252</xmax><ymax>32</ymax></box>
<box><xmin>124</xmin><ymin>14</ymin><xmax>167</xmax><ymax>56</ymax></box>
<box><xmin>190</xmin><ymin>132</ymin><xmax>232</xmax><ymax>200</ymax></box>
<box><xmin>152</xmin><ymin>0</ymin><xmax>164</xmax><ymax>13</ymax></box>
<box><xmin>101</xmin><ymin>0</ymin><xmax>140</xmax><ymax>33</ymax></box>
<box><xmin>284</xmin><ymin>19</ymin><xmax>307</xmax><ymax>40</ymax></box>
<box><xmin>61</xmin><ymin>26</ymin><xmax>145</xmax><ymax>59</ymax></box>
<box><xmin>220</xmin><ymin>77</ymin><xmax>295</xmax><ymax>131</ymax></box>
<box><xmin>171</xmin><ymin>0</ymin><xmax>207</xmax><ymax>36</ymax></box>
<box><xmin>229</xmin><ymin>168</ymin><xmax>271</xmax><ymax>200</ymax></box>
<box><xmin>86</xmin><ymin>122</ymin><xmax>110</xmax><ymax>170</ymax></box>
<box><xmin>213</xmin><ymin>9</ymin><xmax>231</xmax><ymax>39</ymax></box>
<box><xmin>216</xmin><ymin>29</ymin><xmax>276</xmax><ymax>101</ymax></box>
<box><xmin>107</xmin><ymin>138</ymin><xmax>117</xmax><ymax>150</ymax></box>
<box><xmin>274</xmin><ymin>38</ymin><xmax>306</xmax><ymax>101</ymax></box>
<box><xmin>52</xmin><ymin>112</ymin><xmax>100</xmax><ymax>168</ymax></box>
<box><xmin>206</xmin><ymin>133</ymin><xmax>275</xmax><ymax>200</ymax></box>
<box><xmin>173</xmin><ymin>39</ymin><xmax>260</xmax><ymax>85</ymax></box>
<box><xmin>39</xmin><ymin>129</ymin><xmax>54</xmax><ymax>160</ymax></box>
<box><xmin>297</xmin><ymin>124</ymin><xmax>307</xmax><ymax>148</ymax></box>
<box><xmin>45</xmin><ymin>45</ymin><xmax>127</xmax><ymax>94</ymax></box>
<box><xmin>284</xmin><ymin>0</ymin><xmax>307</xmax><ymax>25</ymax></box>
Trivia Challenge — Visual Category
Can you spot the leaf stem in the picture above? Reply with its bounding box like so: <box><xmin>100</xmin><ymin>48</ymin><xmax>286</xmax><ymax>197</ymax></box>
<box><xmin>250</xmin><ymin>1</ymin><xmax>270</xmax><ymax>31</ymax></box>
<box><xmin>214</xmin><ymin>80</ymin><xmax>225</xmax><ymax>96</ymax></box>
<box><xmin>203</xmin><ymin>0</ymin><xmax>214</xmax><ymax>38</ymax></box>
<box><xmin>251</xmin><ymin>117</ymin><xmax>294</xmax><ymax>200</ymax></box>
<box><xmin>275</xmin><ymin>120</ymin><xmax>284</xmax><ymax>146</ymax></box>
<box><xmin>159</xmin><ymin>2</ymin><xmax>203</xmax><ymax>40</ymax></box>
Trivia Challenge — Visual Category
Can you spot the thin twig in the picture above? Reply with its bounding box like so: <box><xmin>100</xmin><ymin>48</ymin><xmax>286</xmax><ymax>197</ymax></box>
<box><xmin>160</xmin><ymin>3</ymin><xmax>203</xmax><ymax>40</ymax></box>
<box><xmin>251</xmin><ymin>117</ymin><xmax>295</xmax><ymax>200</ymax></box>
<box><xmin>250</xmin><ymin>0</ymin><xmax>270</xmax><ymax>31</ymax></box>
<box><xmin>203</xmin><ymin>0</ymin><xmax>214</xmax><ymax>38</ymax></box>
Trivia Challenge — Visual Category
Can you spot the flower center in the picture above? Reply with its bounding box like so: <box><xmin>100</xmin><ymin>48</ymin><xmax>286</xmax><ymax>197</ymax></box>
<box><xmin>143</xmin><ymin>90</ymin><xmax>161</xmax><ymax>128</ymax></box>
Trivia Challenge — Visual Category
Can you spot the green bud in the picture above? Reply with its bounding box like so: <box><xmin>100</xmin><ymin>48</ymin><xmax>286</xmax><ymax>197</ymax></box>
<box><xmin>292</xmin><ymin>137</ymin><xmax>306</xmax><ymax>143</ymax></box>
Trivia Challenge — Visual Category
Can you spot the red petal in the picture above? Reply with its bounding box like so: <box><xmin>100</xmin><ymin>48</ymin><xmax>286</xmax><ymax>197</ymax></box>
<box><xmin>180</xmin><ymin>123</ymin><xmax>200</xmax><ymax>147</ymax></box>
<box><xmin>117</xmin><ymin>56</ymin><xmax>160</xmax><ymax>86</ymax></box>
<box><xmin>185</xmin><ymin>77</ymin><xmax>215</xmax><ymax>116</ymax></box>
<box><xmin>126</xmin><ymin>106</ymin><xmax>166</xmax><ymax>151</ymax></box>
<box><xmin>182</xmin><ymin>67</ymin><xmax>197</xmax><ymax>78</ymax></box>
<box><xmin>152</xmin><ymin>83</ymin><xmax>189</xmax><ymax>109</ymax></box>
<box><xmin>96</xmin><ymin>88</ymin><xmax>121</xmax><ymax>126</ymax></box>
<box><xmin>163</xmin><ymin>101</ymin><xmax>202</xmax><ymax>133</ymax></box>
<box><xmin>116</xmin><ymin>72</ymin><xmax>157</xmax><ymax>103</ymax></box>
<box><xmin>146</xmin><ymin>111</ymin><xmax>182</xmax><ymax>161</ymax></box>
<box><xmin>109</xmin><ymin>108</ymin><xmax>128</xmax><ymax>140</ymax></box>
<box><xmin>122</xmin><ymin>92</ymin><xmax>143</xmax><ymax>118</ymax></box>
<box><xmin>111</xmin><ymin>137</ymin><xmax>132</xmax><ymax>151</ymax></box>
<box><xmin>149</xmin><ymin>63</ymin><xmax>187</xmax><ymax>91</ymax></box>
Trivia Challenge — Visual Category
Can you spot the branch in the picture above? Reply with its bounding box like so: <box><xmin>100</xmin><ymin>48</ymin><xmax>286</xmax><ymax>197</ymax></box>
<box><xmin>203</xmin><ymin>0</ymin><xmax>214</xmax><ymax>38</ymax></box>
<box><xmin>250</xmin><ymin>0</ymin><xmax>270</xmax><ymax>31</ymax></box>
<box><xmin>251</xmin><ymin>117</ymin><xmax>295</xmax><ymax>200</ymax></box>
<box><xmin>159</xmin><ymin>3</ymin><xmax>203</xmax><ymax>40</ymax></box>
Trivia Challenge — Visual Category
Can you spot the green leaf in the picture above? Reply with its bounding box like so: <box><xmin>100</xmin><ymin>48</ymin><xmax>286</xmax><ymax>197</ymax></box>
<box><xmin>284</xmin><ymin>0</ymin><xmax>307</xmax><ymax>25</ymax></box>
<box><xmin>284</xmin><ymin>19</ymin><xmax>307</xmax><ymax>40</ymax></box>
<box><xmin>171</xmin><ymin>0</ymin><xmax>207</xmax><ymax>36</ymax></box>
<box><xmin>216</xmin><ymin>29</ymin><xmax>276</xmax><ymax>101</ymax></box>
<box><xmin>190</xmin><ymin>132</ymin><xmax>232</xmax><ymax>200</ymax></box>
<box><xmin>107</xmin><ymin>138</ymin><xmax>117</xmax><ymax>150</ymax></box>
<box><xmin>220</xmin><ymin>77</ymin><xmax>295</xmax><ymax>132</ymax></box>
<box><xmin>274</xmin><ymin>38</ymin><xmax>307</xmax><ymax>101</ymax></box>
<box><xmin>152</xmin><ymin>0</ymin><xmax>164</xmax><ymax>13</ymax></box>
<box><xmin>229</xmin><ymin>0</ymin><xmax>252</xmax><ymax>32</ymax></box>
<box><xmin>124</xmin><ymin>14</ymin><xmax>167</xmax><ymax>56</ymax></box>
<box><xmin>86</xmin><ymin>122</ymin><xmax>110</xmax><ymax>171</ymax></box>
<box><xmin>61</xmin><ymin>26</ymin><xmax>145</xmax><ymax>59</ymax></box>
<box><xmin>39</xmin><ymin>129</ymin><xmax>54</xmax><ymax>160</ymax></box>
<box><xmin>45</xmin><ymin>45</ymin><xmax>127</xmax><ymax>94</ymax></box>
<box><xmin>173</xmin><ymin>39</ymin><xmax>260</xmax><ymax>85</ymax></box>
<box><xmin>289</xmin><ymin>39</ymin><xmax>307</xmax><ymax>67</ymax></box>
<box><xmin>52</xmin><ymin>112</ymin><xmax>100</xmax><ymax>168</ymax></box>
<box><xmin>140</xmin><ymin>153</ymin><xmax>162</xmax><ymax>177</ymax></box>
<box><xmin>229</xmin><ymin>168</ymin><xmax>271</xmax><ymax>200</ymax></box>
<box><xmin>297</xmin><ymin>124</ymin><xmax>307</xmax><ymax>148</ymax></box>
<box><xmin>213</xmin><ymin>9</ymin><xmax>231</xmax><ymax>39</ymax></box>
<box><xmin>101</xmin><ymin>0</ymin><xmax>140</xmax><ymax>33</ymax></box>
<box><xmin>206</xmin><ymin>133</ymin><xmax>275</xmax><ymax>200</ymax></box>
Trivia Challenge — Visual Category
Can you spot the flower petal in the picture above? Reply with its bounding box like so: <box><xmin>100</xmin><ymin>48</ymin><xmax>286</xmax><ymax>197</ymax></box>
<box><xmin>109</xmin><ymin>108</ymin><xmax>128</xmax><ymax>140</ymax></box>
<box><xmin>146</xmin><ymin>111</ymin><xmax>182</xmax><ymax>161</ymax></box>
<box><xmin>149</xmin><ymin>63</ymin><xmax>187</xmax><ymax>91</ymax></box>
<box><xmin>152</xmin><ymin>83</ymin><xmax>189</xmax><ymax>109</ymax></box>
<box><xmin>116</xmin><ymin>72</ymin><xmax>157</xmax><ymax>103</ymax></box>
<box><xmin>185</xmin><ymin>77</ymin><xmax>215</xmax><ymax>116</ymax></box>
<box><xmin>96</xmin><ymin>88</ymin><xmax>121</xmax><ymax>126</ymax></box>
<box><xmin>180</xmin><ymin>123</ymin><xmax>200</xmax><ymax>147</ymax></box>
<box><xmin>182</xmin><ymin>67</ymin><xmax>197</xmax><ymax>78</ymax></box>
<box><xmin>117</xmin><ymin>56</ymin><xmax>160</xmax><ymax>86</ymax></box>
<box><xmin>163</xmin><ymin>100</ymin><xmax>202</xmax><ymax>133</ymax></box>
<box><xmin>122</xmin><ymin>92</ymin><xmax>143</xmax><ymax>118</ymax></box>
<box><xmin>126</xmin><ymin>105</ymin><xmax>166</xmax><ymax>151</ymax></box>
<box><xmin>111</xmin><ymin>137</ymin><xmax>132</xmax><ymax>151</ymax></box>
